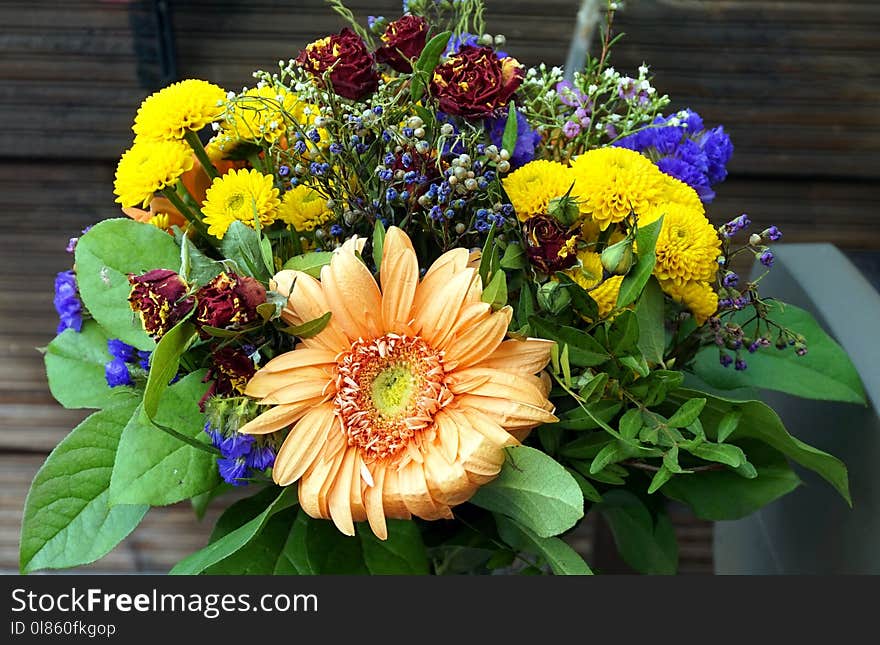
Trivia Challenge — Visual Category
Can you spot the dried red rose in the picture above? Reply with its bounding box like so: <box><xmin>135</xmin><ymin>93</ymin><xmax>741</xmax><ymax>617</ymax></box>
<box><xmin>199</xmin><ymin>346</ymin><xmax>257</xmax><ymax>410</ymax></box>
<box><xmin>430</xmin><ymin>46</ymin><xmax>524</xmax><ymax>119</ymax></box>
<box><xmin>523</xmin><ymin>215</ymin><xmax>578</xmax><ymax>274</ymax></box>
<box><xmin>375</xmin><ymin>15</ymin><xmax>430</xmax><ymax>73</ymax></box>
<box><xmin>128</xmin><ymin>269</ymin><xmax>194</xmax><ymax>339</ymax></box>
<box><xmin>295</xmin><ymin>28</ymin><xmax>379</xmax><ymax>101</ymax></box>
<box><xmin>194</xmin><ymin>272</ymin><xmax>266</xmax><ymax>337</ymax></box>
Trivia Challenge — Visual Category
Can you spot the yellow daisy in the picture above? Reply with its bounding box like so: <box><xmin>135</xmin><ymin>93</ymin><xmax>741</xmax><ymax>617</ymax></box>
<box><xmin>133</xmin><ymin>79</ymin><xmax>226</xmax><ymax>142</ymax></box>
<box><xmin>201</xmin><ymin>168</ymin><xmax>281</xmax><ymax>238</ymax></box>
<box><xmin>238</xmin><ymin>227</ymin><xmax>557</xmax><ymax>539</ymax></box>
<box><xmin>502</xmin><ymin>160</ymin><xmax>575</xmax><ymax>221</ymax></box>
<box><xmin>660</xmin><ymin>279</ymin><xmax>718</xmax><ymax>325</ymax></box>
<box><xmin>653</xmin><ymin>203</ymin><xmax>721</xmax><ymax>285</ymax></box>
<box><xmin>113</xmin><ymin>140</ymin><xmax>194</xmax><ymax>208</ymax></box>
<box><xmin>277</xmin><ymin>185</ymin><xmax>333</xmax><ymax>231</ymax></box>
<box><xmin>571</xmin><ymin>147</ymin><xmax>665</xmax><ymax>230</ymax></box>
<box><xmin>589</xmin><ymin>275</ymin><xmax>625</xmax><ymax>319</ymax></box>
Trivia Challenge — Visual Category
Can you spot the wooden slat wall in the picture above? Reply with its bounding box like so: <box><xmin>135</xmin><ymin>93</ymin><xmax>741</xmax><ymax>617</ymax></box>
<box><xmin>2</xmin><ymin>0</ymin><xmax>878</xmax><ymax>574</ymax></box>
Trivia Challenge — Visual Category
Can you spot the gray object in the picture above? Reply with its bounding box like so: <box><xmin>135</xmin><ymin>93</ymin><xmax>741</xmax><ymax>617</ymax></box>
<box><xmin>713</xmin><ymin>244</ymin><xmax>880</xmax><ymax>574</ymax></box>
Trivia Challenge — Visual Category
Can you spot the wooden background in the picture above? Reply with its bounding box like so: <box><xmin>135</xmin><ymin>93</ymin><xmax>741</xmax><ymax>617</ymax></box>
<box><xmin>1</xmin><ymin>0</ymin><xmax>877</xmax><ymax>574</ymax></box>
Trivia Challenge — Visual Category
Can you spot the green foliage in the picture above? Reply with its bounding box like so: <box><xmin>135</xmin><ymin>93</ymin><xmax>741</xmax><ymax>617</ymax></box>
<box><xmin>410</xmin><ymin>30</ymin><xmax>452</xmax><ymax>101</ymax></box>
<box><xmin>635</xmin><ymin>278</ymin><xmax>665</xmax><ymax>363</ymax></box>
<box><xmin>20</xmin><ymin>397</ymin><xmax>148</xmax><ymax>572</ymax></box>
<box><xmin>616</xmin><ymin>216</ymin><xmax>663</xmax><ymax>307</ymax></box>
<box><xmin>221</xmin><ymin>220</ymin><xmax>272</xmax><ymax>282</ymax></box>
<box><xmin>371</xmin><ymin>218</ymin><xmax>386</xmax><ymax>270</ymax></box>
<box><xmin>279</xmin><ymin>311</ymin><xmax>332</xmax><ymax>338</ymax></box>
<box><xmin>499</xmin><ymin>242</ymin><xmax>527</xmax><ymax>270</ymax></box>
<box><xmin>75</xmin><ymin>218</ymin><xmax>181</xmax><ymax>349</ymax></box>
<box><xmin>282</xmin><ymin>251</ymin><xmax>334</xmax><ymax>278</ymax></box>
<box><xmin>179</xmin><ymin>235</ymin><xmax>224</xmax><ymax>285</ymax></box>
<box><xmin>529</xmin><ymin>316</ymin><xmax>609</xmax><ymax>367</ymax></box>
<box><xmin>358</xmin><ymin>521</ymin><xmax>430</xmax><ymax>575</ymax></box>
<box><xmin>597</xmin><ymin>490</ymin><xmax>678</xmax><ymax>574</ymax></box>
<box><xmin>502</xmin><ymin>101</ymin><xmax>519</xmax><ymax>153</ymax></box>
<box><xmin>481</xmin><ymin>269</ymin><xmax>508</xmax><ymax>310</ymax></box>
<box><xmin>284</xmin><ymin>511</ymin><xmax>368</xmax><ymax>574</ymax></box>
<box><xmin>495</xmin><ymin>515</ymin><xmax>592</xmax><ymax>575</ymax></box>
<box><xmin>692</xmin><ymin>303</ymin><xmax>866</xmax><ymax>404</ymax></box>
<box><xmin>142</xmin><ymin>320</ymin><xmax>196</xmax><ymax>420</ymax></box>
<box><xmin>206</xmin><ymin>507</ymin><xmax>300</xmax><ymax>575</ymax></box>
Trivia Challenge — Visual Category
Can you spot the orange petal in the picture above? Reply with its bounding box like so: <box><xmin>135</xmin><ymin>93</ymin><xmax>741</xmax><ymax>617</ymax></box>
<box><xmin>397</xmin><ymin>460</ymin><xmax>451</xmax><ymax>520</ymax></box>
<box><xmin>423</xmin><ymin>444</ymin><xmax>476</xmax><ymax>506</ymax></box>
<box><xmin>258</xmin><ymin>348</ymin><xmax>339</xmax><ymax>373</ymax></box>
<box><xmin>433</xmin><ymin>411</ymin><xmax>459</xmax><ymax>464</ymax></box>
<box><xmin>423</xmin><ymin>247</ymin><xmax>470</xmax><ymax>280</ymax></box>
<box><xmin>449</xmin><ymin>367</ymin><xmax>553</xmax><ymax>411</ymax></box>
<box><xmin>474</xmin><ymin>338</ymin><xmax>554</xmax><ymax>375</ymax></box>
<box><xmin>256</xmin><ymin>378</ymin><xmax>332</xmax><ymax>405</ymax></box>
<box><xmin>271</xmin><ymin>403</ymin><xmax>337</xmax><ymax>486</ymax></box>
<box><xmin>328</xmin><ymin>448</ymin><xmax>358</xmax><ymax>535</ymax></box>
<box><xmin>454</xmin><ymin>406</ymin><xmax>519</xmax><ymax>448</ymax></box>
<box><xmin>245</xmin><ymin>365</ymin><xmax>334</xmax><ymax>399</ymax></box>
<box><xmin>238</xmin><ymin>401</ymin><xmax>314</xmax><ymax>435</ymax></box>
<box><xmin>455</xmin><ymin>393</ymin><xmax>557</xmax><ymax>429</ymax></box>
<box><xmin>320</xmin><ymin>250</ymin><xmax>384</xmax><ymax>341</ymax></box>
<box><xmin>299</xmin><ymin>443</ymin><xmax>346</xmax><ymax>520</ymax></box>
<box><xmin>442</xmin><ymin>306</ymin><xmax>512</xmax><ymax>368</ymax></box>
<box><xmin>434</xmin><ymin>298</ymin><xmax>491</xmax><ymax>351</ymax></box>
<box><xmin>364</xmin><ymin>464</ymin><xmax>388</xmax><ymax>540</ymax></box>
<box><xmin>271</xmin><ymin>270</ymin><xmax>350</xmax><ymax>352</ymax></box>
<box><xmin>413</xmin><ymin>267</ymin><xmax>475</xmax><ymax>346</ymax></box>
<box><xmin>380</xmin><ymin>227</ymin><xmax>419</xmax><ymax>334</ymax></box>
<box><xmin>350</xmin><ymin>452</ymin><xmax>368</xmax><ymax>523</ymax></box>
<box><xmin>457</xmin><ymin>423</ymin><xmax>506</xmax><ymax>485</ymax></box>
<box><xmin>382</xmin><ymin>465</ymin><xmax>413</xmax><ymax>520</ymax></box>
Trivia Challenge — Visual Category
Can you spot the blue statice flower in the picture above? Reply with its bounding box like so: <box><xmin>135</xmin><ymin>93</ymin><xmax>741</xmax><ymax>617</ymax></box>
<box><xmin>486</xmin><ymin>110</ymin><xmax>541</xmax><ymax>170</ymax></box>
<box><xmin>107</xmin><ymin>339</ymin><xmax>136</xmax><ymax>363</ymax></box>
<box><xmin>205</xmin><ymin>422</ymin><xmax>276</xmax><ymax>486</ymax></box>
<box><xmin>104</xmin><ymin>358</ymin><xmax>133</xmax><ymax>387</ymax></box>
<box><xmin>615</xmin><ymin>109</ymin><xmax>733</xmax><ymax>203</ymax></box>
<box><xmin>53</xmin><ymin>270</ymin><xmax>83</xmax><ymax>333</ymax></box>
<box><xmin>137</xmin><ymin>350</ymin><xmax>151</xmax><ymax>370</ymax></box>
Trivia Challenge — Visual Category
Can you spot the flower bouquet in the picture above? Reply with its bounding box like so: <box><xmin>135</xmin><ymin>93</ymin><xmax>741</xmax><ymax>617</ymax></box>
<box><xmin>24</xmin><ymin>0</ymin><xmax>865</xmax><ymax>575</ymax></box>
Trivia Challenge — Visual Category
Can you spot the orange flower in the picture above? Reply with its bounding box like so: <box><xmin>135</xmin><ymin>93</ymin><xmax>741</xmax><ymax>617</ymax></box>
<box><xmin>240</xmin><ymin>227</ymin><xmax>557</xmax><ymax>539</ymax></box>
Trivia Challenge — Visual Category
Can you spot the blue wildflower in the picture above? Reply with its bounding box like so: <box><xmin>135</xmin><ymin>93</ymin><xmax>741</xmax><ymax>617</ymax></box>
<box><xmin>217</xmin><ymin>457</ymin><xmax>250</xmax><ymax>486</ymax></box>
<box><xmin>330</xmin><ymin>224</ymin><xmax>344</xmax><ymax>237</ymax></box>
<box><xmin>104</xmin><ymin>358</ymin><xmax>132</xmax><ymax>388</ymax></box>
<box><xmin>53</xmin><ymin>270</ymin><xmax>83</xmax><ymax>333</ymax></box>
<box><xmin>246</xmin><ymin>444</ymin><xmax>276</xmax><ymax>471</ymax></box>
<box><xmin>486</xmin><ymin>110</ymin><xmax>541</xmax><ymax>170</ymax></box>
<box><xmin>107</xmin><ymin>339</ymin><xmax>136</xmax><ymax>363</ymax></box>
<box><xmin>137</xmin><ymin>350</ymin><xmax>151</xmax><ymax>370</ymax></box>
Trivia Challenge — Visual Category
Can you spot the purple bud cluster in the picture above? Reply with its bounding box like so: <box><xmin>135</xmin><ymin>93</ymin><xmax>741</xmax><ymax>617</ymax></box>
<box><xmin>205</xmin><ymin>423</ymin><xmax>276</xmax><ymax>486</ymax></box>
<box><xmin>104</xmin><ymin>339</ymin><xmax>149</xmax><ymax>388</ymax></box>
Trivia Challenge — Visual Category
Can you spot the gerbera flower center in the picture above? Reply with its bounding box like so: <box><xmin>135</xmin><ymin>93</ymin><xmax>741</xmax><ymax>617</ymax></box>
<box><xmin>334</xmin><ymin>334</ymin><xmax>452</xmax><ymax>461</ymax></box>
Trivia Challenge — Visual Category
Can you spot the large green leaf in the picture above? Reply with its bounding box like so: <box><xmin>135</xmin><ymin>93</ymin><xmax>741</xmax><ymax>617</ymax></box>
<box><xmin>205</xmin><ymin>508</ymin><xmax>299</xmax><ymax>575</ymax></box>
<box><xmin>617</xmin><ymin>217</ymin><xmax>663</xmax><ymax>307</ymax></box>
<box><xmin>663</xmin><ymin>441</ymin><xmax>801</xmax><ymax>520</ymax></box>
<box><xmin>670</xmin><ymin>388</ymin><xmax>850</xmax><ymax>504</ymax></box>
<box><xmin>597</xmin><ymin>489</ymin><xmax>678</xmax><ymax>574</ymax></box>
<box><xmin>110</xmin><ymin>371</ymin><xmax>218</xmax><ymax>506</ymax></box>
<box><xmin>44</xmin><ymin>321</ymin><xmax>135</xmax><ymax>409</ymax></box>
<box><xmin>169</xmin><ymin>486</ymin><xmax>298</xmax><ymax>574</ymax></box>
<box><xmin>357</xmin><ymin>520</ymin><xmax>430</xmax><ymax>575</ymax></box>
<box><xmin>74</xmin><ymin>218</ymin><xmax>182</xmax><ymax>349</ymax></box>
<box><xmin>470</xmin><ymin>446</ymin><xmax>584</xmax><ymax>538</ymax></box>
<box><xmin>283</xmin><ymin>511</ymin><xmax>368</xmax><ymax>574</ymax></box>
<box><xmin>20</xmin><ymin>397</ymin><xmax>148</xmax><ymax>572</ymax></box>
<box><xmin>691</xmin><ymin>303</ymin><xmax>865</xmax><ymax>404</ymax></box>
<box><xmin>495</xmin><ymin>515</ymin><xmax>592</xmax><ymax>575</ymax></box>
<box><xmin>282</xmin><ymin>251</ymin><xmax>334</xmax><ymax>278</ymax></box>
<box><xmin>221</xmin><ymin>220</ymin><xmax>271</xmax><ymax>282</ymax></box>
<box><xmin>142</xmin><ymin>319</ymin><xmax>197</xmax><ymax>420</ymax></box>
<box><xmin>410</xmin><ymin>30</ymin><xmax>452</xmax><ymax>101</ymax></box>
<box><xmin>635</xmin><ymin>277</ymin><xmax>665</xmax><ymax>364</ymax></box>
<box><xmin>529</xmin><ymin>316</ymin><xmax>609</xmax><ymax>367</ymax></box>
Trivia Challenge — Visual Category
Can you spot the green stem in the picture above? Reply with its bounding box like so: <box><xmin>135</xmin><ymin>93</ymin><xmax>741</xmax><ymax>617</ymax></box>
<box><xmin>162</xmin><ymin>187</ymin><xmax>215</xmax><ymax>247</ymax></box>
<box><xmin>184</xmin><ymin>130</ymin><xmax>219</xmax><ymax>180</ymax></box>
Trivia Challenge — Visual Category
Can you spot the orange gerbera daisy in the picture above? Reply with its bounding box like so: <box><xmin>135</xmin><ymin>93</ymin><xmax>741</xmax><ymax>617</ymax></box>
<box><xmin>239</xmin><ymin>227</ymin><xmax>557</xmax><ymax>539</ymax></box>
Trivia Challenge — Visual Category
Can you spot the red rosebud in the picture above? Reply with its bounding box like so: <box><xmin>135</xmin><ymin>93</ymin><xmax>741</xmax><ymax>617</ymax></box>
<box><xmin>194</xmin><ymin>272</ymin><xmax>266</xmax><ymax>337</ymax></box>
<box><xmin>199</xmin><ymin>346</ymin><xmax>257</xmax><ymax>410</ymax></box>
<box><xmin>523</xmin><ymin>215</ymin><xmax>578</xmax><ymax>274</ymax></box>
<box><xmin>375</xmin><ymin>15</ymin><xmax>430</xmax><ymax>73</ymax></box>
<box><xmin>128</xmin><ymin>269</ymin><xmax>194</xmax><ymax>339</ymax></box>
<box><xmin>430</xmin><ymin>46</ymin><xmax>524</xmax><ymax>119</ymax></box>
<box><xmin>295</xmin><ymin>28</ymin><xmax>379</xmax><ymax>101</ymax></box>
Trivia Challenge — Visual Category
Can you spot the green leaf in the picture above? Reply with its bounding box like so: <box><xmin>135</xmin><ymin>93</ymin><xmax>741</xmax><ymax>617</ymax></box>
<box><xmin>691</xmin><ymin>303</ymin><xmax>866</xmax><ymax>404</ymax></box>
<box><xmin>410</xmin><ymin>29</ymin><xmax>452</xmax><ymax>101</ymax></box>
<box><xmin>481</xmin><ymin>269</ymin><xmax>508</xmax><ymax>310</ymax></box>
<box><xmin>75</xmin><ymin>218</ymin><xmax>182</xmax><ymax>349</ymax></box>
<box><xmin>565</xmin><ymin>467</ymin><xmax>603</xmax><ymax>502</ymax></box>
<box><xmin>620</xmin><ymin>355</ymin><xmax>650</xmax><ymax>377</ymax></box>
<box><xmin>470</xmin><ymin>446</ymin><xmax>583</xmax><ymax>538</ymax></box>
<box><xmin>670</xmin><ymin>388</ymin><xmax>850</xmax><ymax>504</ymax></box>
<box><xmin>499</xmin><ymin>242</ymin><xmax>527</xmax><ymax>270</ymax></box>
<box><xmin>208</xmin><ymin>486</ymin><xmax>280</xmax><ymax>542</ymax></box>
<box><xmin>495</xmin><ymin>515</ymin><xmax>592</xmax><ymax>575</ymax></box>
<box><xmin>179</xmin><ymin>235</ymin><xmax>223</xmax><ymax>286</ymax></box>
<box><xmin>589</xmin><ymin>441</ymin><xmax>627</xmax><ymax>474</ymax></box>
<box><xmin>619</xmin><ymin>408</ymin><xmax>643</xmax><ymax>440</ymax></box>
<box><xmin>663</xmin><ymin>441</ymin><xmax>801</xmax><ymax>520</ymax></box>
<box><xmin>283</xmin><ymin>511</ymin><xmax>368</xmax><ymax>574</ymax></box>
<box><xmin>20</xmin><ymin>397</ymin><xmax>148</xmax><ymax>572</ymax></box>
<box><xmin>667</xmin><ymin>397</ymin><xmax>706</xmax><ymax>428</ymax></box>
<box><xmin>205</xmin><ymin>507</ymin><xmax>299</xmax><ymax>575</ymax></box>
<box><xmin>608</xmin><ymin>310</ymin><xmax>639</xmax><ymax>355</ymax></box>
<box><xmin>221</xmin><ymin>220</ymin><xmax>271</xmax><ymax>282</ymax></box>
<box><xmin>616</xmin><ymin>216</ymin><xmax>663</xmax><ymax>308</ymax></box>
<box><xmin>597</xmin><ymin>489</ymin><xmax>678</xmax><ymax>574</ymax></box>
<box><xmin>110</xmin><ymin>372</ymin><xmax>218</xmax><ymax>506</ymax></box>
<box><xmin>555</xmin><ymin>273</ymin><xmax>599</xmax><ymax>321</ymax></box>
<box><xmin>529</xmin><ymin>316</ymin><xmax>609</xmax><ymax>367</ymax></box>
<box><xmin>478</xmin><ymin>223</ymin><xmax>499</xmax><ymax>285</ymax></box>
<box><xmin>142</xmin><ymin>320</ymin><xmax>196</xmax><ymax>420</ymax></box>
<box><xmin>280</xmin><ymin>311</ymin><xmax>332</xmax><ymax>338</ymax></box>
<box><xmin>357</xmin><ymin>520</ymin><xmax>430</xmax><ymax>574</ymax></box>
<box><xmin>45</xmin><ymin>321</ymin><xmax>135</xmax><ymax>409</ymax></box>
<box><xmin>556</xmin><ymin>400</ymin><xmax>622</xmax><ymax>431</ymax></box>
<box><xmin>717</xmin><ymin>410</ymin><xmax>741</xmax><ymax>443</ymax></box>
<box><xmin>560</xmin><ymin>433</ymin><xmax>613</xmax><ymax>460</ymax></box>
<box><xmin>635</xmin><ymin>277</ymin><xmax>665</xmax><ymax>363</ymax></box>
<box><xmin>282</xmin><ymin>251</ymin><xmax>334</xmax><ymax>278</ymax></box>
<box><xmin>688</xmin><ymin>442</ymin><xmax>747</xmax><ymax>468</ymax></box>
<box><xmin>169</xmin><ymin>486</ymin><xmax>298</xmax><ymax>574</ymax></box>
<box><xmin>647</xmin><ymin>465</ymin><xmax>674</xmax><ymax>494</ymax></box>
<box><xmin>371</xmin><ymin>218</ymin><xmax>386</xmax><ymax>271</ymax></box>
<box><xmin>501</xmin><ymin>101</ymin><xmax>518</xmax><ymax>153</ymax></box>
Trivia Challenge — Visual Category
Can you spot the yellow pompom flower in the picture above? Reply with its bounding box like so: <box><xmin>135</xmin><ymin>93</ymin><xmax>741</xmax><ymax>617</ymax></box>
<box><xmin>502</xmin><ymin>160</ymin><xmax>574</xmax><ymax>221</ymax></box>
<box><xmin>201</xmin><ymin>168</ymin><xmax>281</xmax><ymax>238</ymax></box>
<box><xmin>133</xmin><ymin>79</ymin><xmax>226</xmax><ymax>142</ymax></box>
<box><xmin>653</xmin><ymin>203</ymin><xmax>721</xmax><ymax>285</ymax></box>
<box><xmin>589</xmin><ymin>275</ymin><xmax>625</xmax><ymax>319</ymax></box>
<box><xmin>222</xmin><ymin>84</ymin><xmax>303</xmax><ymax>145</ymax></box>
<box><xmin>640</xmin><ymin>173</ymin><xmax>705</xmax><ymax>227</ymax></box>
<box><xmin>571</xmin><ymin>147</ymin><xmax>665</xmax><ymax>230</ymax></box>
<box><xmin>277</xmin><ymin>185</ymin><xmax>333</xmax><ymax>231</ymax></box>
<box><xmin>565</xmin><ymin>249</ymin><xmax>604</xmax><ymax>291</ymax></box>
<box><xmin>660</xmin><ymin>279</ymin><xmax>718</xmax><ymax>325</ymax></box>
<box><xmin>113</xmin><ymin>140</ymin><xmax>194</xmax><ymax>208</ymax></box>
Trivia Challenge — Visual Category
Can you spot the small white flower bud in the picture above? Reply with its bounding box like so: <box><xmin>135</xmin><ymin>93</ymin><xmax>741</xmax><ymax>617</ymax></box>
<box><xmin>455</xmin><ymin>223</ymin><xmax>466</xmax><ymax>234</ymax></box>
<box><xmin>749</xmin><ymin>233</ymin><xmax>762</xmax><ymax>246</ymax></box>
<box><xmin>497</xmin><ymin>160</ymin><xmax>511</xmax><ymax>173</ymax></box>
<box><xmin>407</xmin><ymin>116</ymin><xmax>423</xmax><ymax>128</ymax></box>
<box><xmin>499</xmin><ymin>149</ymin><xmax>511</xmax><ymax>161</ymax></box>
<box><xmin>413</xmin><ymin>127</ymin><xmax>425</xmax><ymax>139</ymax></box>
<box><xmin>464</xmin><ymin>178</ymin><xmax>478</xmax><ymax>191</ymax></box>
<box><xmin>440</xmin><ymin>123</ymin><xmax>454</xmax><ymax>136</ymax></box>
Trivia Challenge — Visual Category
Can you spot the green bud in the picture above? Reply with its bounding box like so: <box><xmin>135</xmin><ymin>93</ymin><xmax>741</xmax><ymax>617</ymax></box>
<box><xmin>547</xmin><ymin>194</ymin><xmax>580</xmax><ymax>226</ymax></box>
<box><xmin>600</xmin><ymin>237</ymin><xmax>635</xmax><ymax>275</ymax></box>
<box><xmin>536</xmin><ymin>280</ymin><xmax>571</xmax><ymax>315</ymax></box>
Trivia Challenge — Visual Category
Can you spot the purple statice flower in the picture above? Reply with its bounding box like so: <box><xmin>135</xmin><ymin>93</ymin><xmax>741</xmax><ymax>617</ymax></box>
<box><xmin>217</xmin><ymin>457</ymin><xmax>250</xmax><ymax>486</ymax></box>
<box><xmin>617</xmin><ymin>77</ymin><xmax>639</xmax><ymax>101</ymax></box>
<box><xmin>556</xmin><ymin>80</ymin><xmax>587</xmax><ymax>108</ymax></box>
<box><xmin>53</xmin><ymin>270</ymin><xmax>83</xmax><ymax>333</ymax></box>
<box><xmin>722</xmin><ymin>271</ymin><xmax>739</xmax><ymax>288</ymax></box>
<box><xmin>721</xmin><ymin>214</ymin><xmax>751</xmax><ymax>238</ymax></box>
<box><xmin>734</xmin><ymin>358</ymin><xmax>748</xmax><ymax>371</ymax></box>
<box><xmin>763</xmin><ymin>226</ymin><xmax>783</xmax><ymax>241</ymax></box>
<box><xmin>701</xmin><ymin>126</ymin><xmax>733</xmax><ymax>184</ymax></box>
<box><xmin>759</xmin><ymin>250</ymin><xmax>775</xmax><ymax>267</ymax></box>
<box><xmin>562</xmin><ymin>120</ymin><xmax>581</xmax><ymax>139</ymax></box>
<box><xmin>486</xmin><ymin>110</ymin><xmax>541</xmax><ymax>169</ymax></box>
<box><xmin>107</xmin><ymin>339</ymin><xmax>136</xmax><ymax>363</ymax></box>
<box><xmin>719</xmin><ymin>352</ymin><xmax>734</xmax><ymax>368</ymax></box>
<box><xmin>104</xmin><ymin>358</ymin><xmax>133</xmax><ymax>388</ymax></box>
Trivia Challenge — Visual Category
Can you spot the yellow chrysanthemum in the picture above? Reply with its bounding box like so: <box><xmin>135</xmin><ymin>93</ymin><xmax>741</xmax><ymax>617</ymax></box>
<box><xmin>640</xmin><ymin>173</ymin><xmax>705</xmax><ymax>227</ymax></box>
<box><xmin>113</xmin><ymin>140</ymin><xmax>194</xmax><ymax>208</ymax></box>
<box><xmin>653</xmin><ymin>203</ymin><xmax>721</xmax><ymax>285</ymax></box>
<box><xmin>589</xmin><ymin>275</ymin><xmax>625</xmax><ymax>319</ymax></box>
<box><xmin>238</xmin><ymin>228</ymin><xmax>556</xmax><ymax>539</ymax></box>
<box><xmin>660</xmin><ymin>279</ymin><xmax>718</xmax><ymax>325</ymax></box>
<box><xmin>502</xmin><ymin>160</ymin><xmax>574</xmax><ymax>221</ymax></box>
<box><xmin>277</xmin><ymin>185</ymin><xmax>333</xmax><ymax>231</ymax></box>
<box><xmin>223</xmin><ymin>84</ymin><xmax>301</xmax><ymax>144</ymax></box>
<box><xmin>133</xmin><ymin>79</ymin><xmax>226</xmax><ymax>142</ymax></box>
<box><xmin>201</xmin><ymin>168</ymin><xmax>281</xmax><ymax>238</ymax></box>
<box><xmin>565</xmin><ymin>250</ymin><xmax>604</xmax><ymax>291</ymax></box>
<box><xmin>571</xmin><ymin>147</ymin><xmax>665</xmax><ymax>230</ymax></box>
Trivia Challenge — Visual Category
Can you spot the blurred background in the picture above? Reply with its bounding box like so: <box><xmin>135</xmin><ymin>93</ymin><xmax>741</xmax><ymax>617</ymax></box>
<box><xmin>1</xmin><ymin>0</ymin><xmax>877</xmax><ymax>573</ymax></box>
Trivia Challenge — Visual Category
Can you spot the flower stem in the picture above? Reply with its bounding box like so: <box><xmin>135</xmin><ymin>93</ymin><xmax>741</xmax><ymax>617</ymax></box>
<box><xmin>162</xmin><ymin>187</ymin><xmax>216</xmax><ymax>247</ymax></box>
<box><xmin>184</xmin><ymin>130</ymin><xmax>219</xmax><ymax>180</ymax></box>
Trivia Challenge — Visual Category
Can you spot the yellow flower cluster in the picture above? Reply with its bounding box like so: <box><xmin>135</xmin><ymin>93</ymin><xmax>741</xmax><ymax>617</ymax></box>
<box><xmin>133</xmin><ymin>79</ymin><xmax>226</xmax><ymax>143</ymax></box>
<box><xmin>114</xmin><ymin>140</ymin><xmax>194</xmax><ymax>208</ymax></box>
<box><xmin>202</xmin><ymin>168</ymin><xmax>281</xmax><ymax>238</ymax></box>
<box><xmin>502</xmin><ymin>160</ymin><xmax>574</xmax><ymax>221</ymax></box>
<box><xmin>277</xmin><ymin>185</ymin><xmax>333</xmax><ymax>231</ymax></box>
